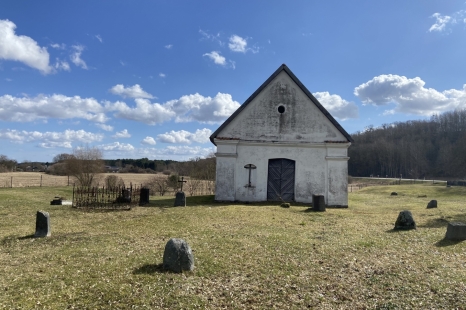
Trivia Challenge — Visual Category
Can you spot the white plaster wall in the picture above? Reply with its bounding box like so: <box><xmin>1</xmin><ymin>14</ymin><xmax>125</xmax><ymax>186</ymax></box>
<box><xmin>215</xmin><ymin>140</ymin><xmax>350</xmax><ymax>206</ymax></box>
<box><xmin>218</xmin><ymin>71</ymin><xmax>347</xmax><ymax>143</ymax></box>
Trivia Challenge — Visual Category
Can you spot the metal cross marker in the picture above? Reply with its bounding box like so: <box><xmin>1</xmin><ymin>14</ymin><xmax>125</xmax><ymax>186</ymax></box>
<box><xmin>178</xmin><ymin>176</ymin><xmax>187</xmax><ymax>192</ymax></box>
<box><xmin>244</xmin><ymin>164</ymin><xmax>256</xmax><ymax>187</ymax></box>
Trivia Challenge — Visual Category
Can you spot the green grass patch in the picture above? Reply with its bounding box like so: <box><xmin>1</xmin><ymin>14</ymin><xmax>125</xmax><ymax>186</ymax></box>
<box><xmin>1</xmin><ymin>185</ymin><xmax>465</xmax><ymax>308</ymax></box>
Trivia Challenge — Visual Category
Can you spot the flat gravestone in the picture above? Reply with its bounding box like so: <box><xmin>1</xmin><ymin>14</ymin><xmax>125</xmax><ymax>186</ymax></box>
<box><xmin>394</xmin><ymin>210</ymin><xmax>416</xmax><ymax>230</ymax></box>
<box><xmin>35</xmin><ymin>211</ymin><xmax>51</xmax><ymax>237</ymax></box>
<box><xmin>174</xmin><ymin>191</ymin><xmax>186</xmax><ymax>207</ymax></box>
<box><xmin>391</xmin><ymin>192</ymin><xmax>398</xmax><ymax>196</ymax></box>
<box><xmin>445</xmin><ymin>222</ymin><xmax>466</xmax><ymax>241</ymax></box>
<box><xmin>426</xmin><ymin>200</ymin><xmax>437</xmax><ymax>209</ymax></box>
<box><xmin>163</xmin><ymin>238</ymin><xmax>194</xmax><ymax>273</ymax></box>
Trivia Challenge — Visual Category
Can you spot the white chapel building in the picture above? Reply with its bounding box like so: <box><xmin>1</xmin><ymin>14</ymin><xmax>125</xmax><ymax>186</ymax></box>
<box><xmin>209</xmin><ymin>64</ymin><xmax>353</xmax><ymax>207</ymax></box>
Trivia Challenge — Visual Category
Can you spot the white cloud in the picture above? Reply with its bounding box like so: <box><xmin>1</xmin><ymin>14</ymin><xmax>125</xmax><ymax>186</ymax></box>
<box><xmin>0</xmin><ymin>19</ymin><xmax>53</xmax><ymax>74</ymax></box>
<box><xmin>165</xmin><ymin>44</ymin><xmax>173</xmax><ymax>49</ymax></box>
<box><xmin>54</xmin><ymin>59</ymin><xmax>70</xmax><ymax>71</ymax></box>
<box><xmin>354</xmin><ymin>74</ymin><xmax>466</xmax><ymax>116</ymax></box>
<box><xmin>109</xmin><ymin>84</ymin><xmax>155</xmax><ymax>99</ymax></box>
<box><xmin>106</xmin><ymin>98</ymin><xmax>175</xmax><ymax>125</ymax></box>
<box><xmin>314</xmin><ymin>92</ymin><xmax>359</xmax><ymax>120</ymax></box>
<box><xmin>112</xmin><ymin>129</ymin><xmax>131</xmax><ymax>138</ymax></box>
<box><xmin>203</xmin><ymin>51</ymin><xmax>226</xmax><ymax>65</ymax></box>
<box><xmin>95</xmin><ymin>35</ymin><xmax>103</xmax><ymax>43</ymax></box>
<box><xmin>0</xmin><ymin>129</ymin><xmax>103</xmax><ymax>148</ymax></box>
<box><xmin>229</xmin><ymin>35</ymin><xmax>247</xmax><ymax>53</ymax></box>
<box><xmin>159</xmin><ymin>73</ymin><xmax>166</xmax><ymax>78</ymax></box>
<box><xmin>165</xmin><ymin>92</ymin><xmax>240</xmax><ymax>123</ymax></box>
<box><xmin>99</xmin><ymin>142</ymin><xmax>135</xmax><ymax>151</ymax></box>
<box><xmin>0</xmin><ymin>94</ymin><xmax>108</xmax><ymax>123</ymax></box>
<box><xmin>157</xmin><ymin>128</ymin><xmax>212</xmax><ymax>144</ymax></box>
<box><xmin>429</xmin><ymin>10</ymin><xmax>466</xmax><ymax>33</ymax></box>
<box><xmin>50</xmin><ymin>43</ymin><xmax>66</xmax><ymax>50</ymax></box>
<box><xmin>96</xmin><ymin>124</ymin><xmax>114</xmax><ymax>131</ymax></box>
<box><xmin>141</xmin><ymin>136</ymin><xmax>156</xmax><ymax>145</ymax></box>
<box><xmin>70</xmin><ymin>45</ymin><xmax>88</xmax><ymax>69</ymax></box>
<box><xmin>199</xmin><ymin>29</ymin><xmax>223</xmax><ymax>46</ymax></box>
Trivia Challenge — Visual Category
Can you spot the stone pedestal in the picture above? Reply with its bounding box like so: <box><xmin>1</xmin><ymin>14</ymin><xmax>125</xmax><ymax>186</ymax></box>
<box><xmin>35</xmin><ymin>211</ymin><xmax>51</xmax><ymax>237</ymax></box>
<box><xmin>312</xmin><ymin>194</ymin><xmax>326</xmax><ymax>212</ymax></box>
<box><xmin>174</xmin><ymin>191</ymin><xmax>186</xmax><ymax>207</ymax></box>
<box><xmin>445</xmin><ymin>222</ymin><xmax>466</xmax><ymax>241</ymax></box>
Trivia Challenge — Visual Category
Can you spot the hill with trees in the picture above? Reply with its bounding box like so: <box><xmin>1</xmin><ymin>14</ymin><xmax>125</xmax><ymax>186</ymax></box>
<box><xmin>349</xmin><ymin>109</ymin><xmax>466</xmax><ymax>179</ymax></box>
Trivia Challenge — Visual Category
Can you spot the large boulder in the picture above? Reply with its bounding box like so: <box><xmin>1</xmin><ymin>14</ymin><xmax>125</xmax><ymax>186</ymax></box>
<box><xmin>163</xmin><ymin>238</ymin><xmax>194</xmax><ymax>273</ymax></box>
<box><xmin>394</xmin><ymin>210</ymin><xmax>416</xmax><ymax>230</ymax></box>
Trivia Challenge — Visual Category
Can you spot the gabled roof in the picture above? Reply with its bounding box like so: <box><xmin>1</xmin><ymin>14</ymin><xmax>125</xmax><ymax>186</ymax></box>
<box><xmin>210</xmin><ymin>64</ymin><xmax>354</xmax><ymax>145</ymax></box>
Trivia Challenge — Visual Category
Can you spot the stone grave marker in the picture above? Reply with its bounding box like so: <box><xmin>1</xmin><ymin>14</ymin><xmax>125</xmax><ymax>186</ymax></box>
<box><xmin>174</xmin><ymin>177</ymin><xmax>187</xmax><ymax>207</ymax></box>
<box><xmin>163</xmin><ymin>238</ymin><xmax>194</xmax><ymax>273</ymax></box>
<box><xmin>394</xmin><ymin>210</ymin><xmax>416</xmax><ymax>230</ymax></box>
<box><xmin>444</xmin><ymin>222</ymin><xmax>466</xmax><ymax>241</ymax></box>
<box><xmin>50</xmin><ymin>196</ymin><xmax>72</xmax><ymax>205</ymax></box>
<box><xmin>35</xmin><ymin>211</ymin><xmax>51</xmax><ymax>237</ymax></box>
<box><xmin>426</xmin><ymin>200</ymin><xmax>437</xmax><ymax>209</ymax></box>
<box><xmin>139</xmin><ymin>188</ymin><xmax>150</xmax><ymax>205</ymax></box>
<box><xmin>312</xmin><ymin>194</ymin><xmax>326</xmax><ymax>212</ymax></box>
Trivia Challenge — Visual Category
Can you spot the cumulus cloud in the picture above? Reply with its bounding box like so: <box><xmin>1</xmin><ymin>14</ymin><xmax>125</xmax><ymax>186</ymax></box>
<box><xmin>107</xmin><ymin>92</ymin><xmax>239</xmax><ymax>125</ymax></box>
<box><xmin>157</xmin><ymin>128</ymin><xmax>212</xmax><ymax>144</ymax></box>
<box><xmin>314</xmin><ymin>92</ymin><xmax>359</xmax><ymax>120</ymax></box>
<box><xmin>165</xmin><ymin>93</ymin><xmax>240</xmax><ymax>123</ymax></box>
<box><xmin>0</xmin><ymin>94</ymin><xmax>107</xmax><ymax>123</ymax></box>
<box><xmin>99</xmin><ymin>142</ymin><xmax>135</xmax><ymax>151</ymax></box>
<box><xmin>109</xmin><ymin>84</ymin><xmax>155</xmax><ymax>99</ymax></box>
<box><xmin>141</xmin><ymin>136</ymin><xmax>156</xmax><ymax>145</ymax></box>
<box><xmin>70</xmin><ymin>45</ymin><xmax>88</xmax><ymax>69</ymax></box>
<box><xmin>429</xmin><ymin>10</ymin><xmax>466</xmax><ymax>33</ymax></box>
<box><xmin>165</xmin><ymin>44</ymin><xmax>173</xmax><ymax>49</ymax></box>
<box><xmin>106</xmin><ymin>98</ymin><xmax>176</xmax><ymax>125</ymax></box>
<box><xmin>112</xmin><ymin>129</ymin><xmax>131</xmax><ymax>138</ymax></box>
<box><xmin>50</xmin><ymin>43</ymin><xmax>66</xmax><ymax>50</ymax></box>
<box><xmin>203</xmin><ymin>51</ymin><xmax>226</xmax><ymax>65</ymax></box>
<box><xmin>229</xmin><ymin>35</ymin><xmax>248</xmax><ymax>52</ymax></box>
<box><xmin>159</xmin><ymin>73</ymin><xmax>166</xmax><ymax>78</ymax></box>
<box><xmin>0</xmin><ymin>129</ymin><xmax>103</xmax><ymax>148</ymax></box>
<box><xmin>96</xmin><ymin>124</ymin><xmax>114</xmax><ymax>131</ymax></box>
<box><xmin>0</xmin><ymin>19</ymin><xmax>53</xmax><ymax>74</ymax></box>
<box><xmin>54</xmin><ymin>59</ymin><xmax>70</xmax><ymax>71</ymax></box>
<box><xmin>354</xmin><ymin>74</ymin><xmax>466</xmax><ymax>116</ymax></box>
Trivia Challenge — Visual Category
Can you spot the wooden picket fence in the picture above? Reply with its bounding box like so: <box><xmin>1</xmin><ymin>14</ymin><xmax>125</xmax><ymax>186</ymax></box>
<box><xmin>72</xmin><ymin>184</ymin><xmax>143</xmax><ymax>210</ymax></box>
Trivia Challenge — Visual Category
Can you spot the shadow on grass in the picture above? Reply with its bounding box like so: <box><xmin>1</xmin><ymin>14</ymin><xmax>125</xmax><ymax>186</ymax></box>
<box><xmin>418</xmin><ymin>218</ymin><xmax>449</xmax><ymax>229</ymax></box>
<box><xmin>18</xmin><ymin>234</ymin><xmax>35</xmax><ymax>240</ymax></box>
<box><xmin>435</xmin><ymin>238</ymin><xmax>464</xmax><ymax>247</ymax></box>
<box><xmin>133</xmin><ymin>263</ymin><xmax>168</xmax><ymax>274</ymax></box>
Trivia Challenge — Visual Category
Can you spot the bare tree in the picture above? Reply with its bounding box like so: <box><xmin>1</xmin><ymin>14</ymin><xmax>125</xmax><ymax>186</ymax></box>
<box><xmin>66</xmin><ymin>145</ymin><xmax>104</xmax><ymax>187</ymax></box>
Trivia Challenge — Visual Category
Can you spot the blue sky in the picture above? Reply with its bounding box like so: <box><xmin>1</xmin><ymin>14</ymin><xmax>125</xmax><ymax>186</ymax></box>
<box><xmin>1</xmin><ymin>1</ymin><xmax>465</xmax><ymax>163</ymax></box>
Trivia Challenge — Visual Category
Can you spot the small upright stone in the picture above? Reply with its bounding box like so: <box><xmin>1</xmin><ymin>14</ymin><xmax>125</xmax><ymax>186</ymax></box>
<box><xmin>444</xmin><ymin>222</ymin><xmax>466</xmax><ymax>241</ymax></box>
<box><xmin>35</xmin><ymin>211</ymin><xmax>51</xmax><ymax>237</ymax></box>
<box><xmin>174</xmin><ymin>191</ymin><xmax>186</xmax><ymax>207</ymax></box>
<box><xmin>163</xmin><ymin>238</ymin><xmax>194</xmax><ymax>273</ymax></box>
<box><xmin>391</xmin><ymin>192</ymin><xmax>398</xmax><ymax>196</ymax></box>
<box><xmin>394</xmin><ymin>210</ymin><xmax>416</xmax><ymax>230</ymax></box>
<box><xmin>426</xmin><ymin>200</ymin><xmax>437</xmax><ymax>209</ymax></box>
<box><xmin>139</xmin><ymin>187</ymin><xmax>150</xmax><ymax>205</ymax></box>
<box><xmin>312</xmin><ymin>194</ymin><xmax>326</xmax><ymax>212</ymax></box>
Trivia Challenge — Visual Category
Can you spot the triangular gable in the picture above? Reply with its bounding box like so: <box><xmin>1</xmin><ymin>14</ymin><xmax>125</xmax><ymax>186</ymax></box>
<box><xmin>210</xmin><ymin>64</ymin><xmax>353</xmax><ymax>145</ymax></box>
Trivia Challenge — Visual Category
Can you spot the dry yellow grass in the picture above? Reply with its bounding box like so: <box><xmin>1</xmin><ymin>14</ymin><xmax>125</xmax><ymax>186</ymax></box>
<box><xmin>0</xmin><ymin>172</ymin><xmax>164</xmax><ymax>188</ymax></box>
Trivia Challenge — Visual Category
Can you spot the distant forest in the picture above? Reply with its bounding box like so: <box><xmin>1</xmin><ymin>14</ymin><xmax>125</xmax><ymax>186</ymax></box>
<box><xmin>348</xmin><ymin>109</ymin><xmax>466</xmax><ymax>179</ymax></box>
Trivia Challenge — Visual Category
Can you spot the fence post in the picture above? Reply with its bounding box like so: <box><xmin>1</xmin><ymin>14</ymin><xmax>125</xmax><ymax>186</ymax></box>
<box><xmin>68</xmin><ymin>175</ymin><xmax>70</xmax><ymax>186</ymax></box>
<box><xmin>11</xmin><ymin>176</ymin><xmax>13</xmax><ymax>188</ymax></box>
<box><xmin>40</xmin><ymin>175</ymin><xmax>42</xmax><ymax>187</ymax></box>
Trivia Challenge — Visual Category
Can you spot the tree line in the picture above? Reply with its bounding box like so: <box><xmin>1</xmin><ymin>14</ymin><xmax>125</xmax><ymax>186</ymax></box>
<box><xmin>349</xmin><ymin>109</ymin><xmax>466</xmax><ymax>179</ymax></box>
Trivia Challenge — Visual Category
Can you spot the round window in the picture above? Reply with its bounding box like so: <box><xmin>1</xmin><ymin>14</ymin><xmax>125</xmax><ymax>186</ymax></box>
<box><xmin>278</xmin><ymin>105</ymin><xmax>285</xmax><ymax>114</ymax></box>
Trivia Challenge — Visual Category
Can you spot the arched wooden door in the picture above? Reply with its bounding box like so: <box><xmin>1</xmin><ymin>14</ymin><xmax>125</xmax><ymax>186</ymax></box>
<box><xmin>267</xmin><ymin>158</ymin><xmax>295</xmax><ymax>201</ymax></box>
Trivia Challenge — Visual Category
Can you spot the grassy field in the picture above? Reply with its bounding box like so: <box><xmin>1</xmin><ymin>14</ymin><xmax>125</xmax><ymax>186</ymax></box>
<box><xmin>0</xmin><ymin>184</ymin><xmax>465</xmax><ymax>309</ymax></box>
